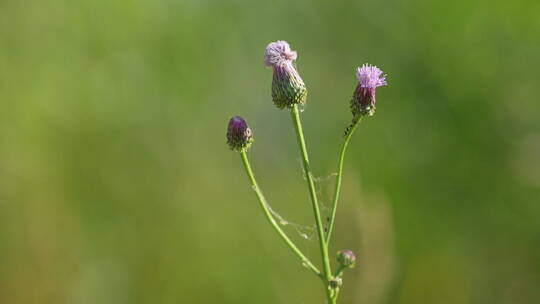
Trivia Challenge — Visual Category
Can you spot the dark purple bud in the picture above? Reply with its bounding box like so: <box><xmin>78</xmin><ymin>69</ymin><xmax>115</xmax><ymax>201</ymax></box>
<box><xmin>226</xmin><ymin>116</ymin><xmax>253</xmax><ymax>151</ymax></box>
<box><xmin>337</xmin><ymin>250</ymin><xmax>356</xmax><ymax>268</ymax></box>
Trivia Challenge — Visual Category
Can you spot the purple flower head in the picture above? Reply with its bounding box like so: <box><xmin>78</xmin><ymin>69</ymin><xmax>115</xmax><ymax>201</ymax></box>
<box><xmin>264</xmin><ymin>40</ymin><xmax>307</xmax><ymax>109</ymax></box>
<box><xmin>264</xmin><ymin>40</ymin><xmax>298</xmax><ymax>67</ymax></box>
<box><xmin>226</xmin><ymin>116</ymin><xmax>253</xmax><ymax>151</ymax></box>
<box><xmin>350</xmin><ymin>64</ymin><xmax>387</xmax><ymax>117</ymax></box>
<box><xmin>356</xmin><ymin>64</ymin><xmax>387</xmax><ymax>88</ymax></box>
<box><xmin>337</xmin><ymin>250</ymin><xmax>356</xmax><ymax>268</ymax></box>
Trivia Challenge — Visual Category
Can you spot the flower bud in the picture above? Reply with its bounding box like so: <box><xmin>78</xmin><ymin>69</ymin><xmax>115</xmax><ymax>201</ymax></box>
<box><xmin>337</xmin><ymin>250</ymin><xmax>356</xmax><ymax>268</ymax></box>
<box><xmin>350</xmin><ymin>64</ymin><xmax>387</xmax><ymax>117</ymax></box>
<box><xmin>329</xmin><ymin>277</ymin><xmax>342</xmax><ymax>289</ymax></box>
<box><xmin>226</xmin><ymin>116</ymin><xmax>253</xmax><ymax>151</ymax></box>
<box><xmin>264</xmin><ymin>41</ymin><xmax>307</xmax><ymax>109</ymax></box>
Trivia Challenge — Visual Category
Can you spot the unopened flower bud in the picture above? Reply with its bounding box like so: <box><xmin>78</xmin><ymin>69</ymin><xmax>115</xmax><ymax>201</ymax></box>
<box><xmin>226</xmin><ymin>116</ymin><xmax>253</xmax><ymax>151</ymax></box>
<box><xmin>350</xmin><ymin>64</ymin><xmax>387</xmax><ymax>117</ymax></box>
<box><xmin>264</xmin><ymin>40</ymin><xmax>307</xmax><ymax>109</ymax></box>
<box><xmin>337</xmin><ymin>250</ymin><xmax>356</xmax><ymax>268</ymax></box>
<box><xmin>329</xmin><ymin>277</ymin><xmax>342</xmax><ymax>289</ymax></box>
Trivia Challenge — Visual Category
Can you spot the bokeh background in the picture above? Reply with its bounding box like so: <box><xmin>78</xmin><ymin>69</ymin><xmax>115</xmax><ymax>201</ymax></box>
<box><xmin>1</xmin><ymin>0</ymin><xmax>539</xmax><ymax>303</ymax></box>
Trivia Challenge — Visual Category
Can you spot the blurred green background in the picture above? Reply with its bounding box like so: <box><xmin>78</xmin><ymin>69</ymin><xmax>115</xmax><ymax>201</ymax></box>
<box><xmin>1</xmin><ymin>0</ymin><xmax>539</xmax><ymax>303</ymax></box>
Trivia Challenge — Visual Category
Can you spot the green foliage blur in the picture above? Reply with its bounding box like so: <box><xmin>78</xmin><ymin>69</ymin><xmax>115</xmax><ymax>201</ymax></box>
<box><xmin>1</xmin><ymin>0</ymin><xmax>539</xmax><ymax>303</ymax></box>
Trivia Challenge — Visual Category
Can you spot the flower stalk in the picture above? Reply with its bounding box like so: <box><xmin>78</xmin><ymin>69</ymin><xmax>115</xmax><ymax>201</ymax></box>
<box><xmin>290</xmin><ymin>104</ymin><xmax>335</xmax><ymax>303</ymax></box>
<box><xmin>326</xmin><ymin>116</ymin><xmax>362</xmax><ymax>244</ymax></box>
<box><xmin>239</xmin><ymin>150</ymin><xmax>322</xmax><ymax>278</ymax></box>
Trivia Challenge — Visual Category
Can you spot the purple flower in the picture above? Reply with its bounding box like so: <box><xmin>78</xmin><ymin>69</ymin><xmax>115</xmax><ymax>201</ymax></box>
<box><xmin>356</xmin><ymin>64</ymin><xmax>387</xmax><ymax>88</ymax></box>
<box><xmin>226</xmin><ymin>116</ymin><xmax>253</xmax><ymax>151</ymax></box>
<box><xmin>264</xmin><ymin>41</ymin><xmax>298</xmax><ymax>67</ymax></box>
<box><xmin>264</xmin><ymin>41</ymin><xmax>307</xmax><ymax>109</ymax></box>
<box><xmin>350</xmin><ymin>64</ymin><xmax>387</xmax><ymax>117</ymax></box>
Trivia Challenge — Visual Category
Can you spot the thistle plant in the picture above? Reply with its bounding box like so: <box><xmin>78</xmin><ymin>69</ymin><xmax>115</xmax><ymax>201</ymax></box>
<box><xmin>226</xmin><ymin>40</ymin><xmax>387</xmax><ymax>304</ymax></box>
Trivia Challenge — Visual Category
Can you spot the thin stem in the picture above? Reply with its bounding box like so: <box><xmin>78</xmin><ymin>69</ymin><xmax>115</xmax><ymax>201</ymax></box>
<box><xmin>239</xmin><ymin>151</ymin><xmax>322</xmax><ymax>278</ymax></box>
<box><xmin>334</xmin><ymin>265</ymin><xmax>347</xmax><ymax>278</ymax></box>
<box><xmin>325</xmin><ymin>117</ymin><xmax>362</xmax><ymax>244</ymax></box>
<box><xmin>289</xmin><ymin>105</ymin><xmax>333</xmax><ymax>284</ymax></box>
<box><xmin>332</xmin><ymin>290</ymin><xmax>340</xmax><ymax>303</ymax></box>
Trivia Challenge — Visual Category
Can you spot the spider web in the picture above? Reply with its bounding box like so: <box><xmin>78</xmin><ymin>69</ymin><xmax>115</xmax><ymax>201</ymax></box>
<box><xmin>247</xmin><ymin>152</ymin><xmax>317</xmax><ymax>241</ymax></box>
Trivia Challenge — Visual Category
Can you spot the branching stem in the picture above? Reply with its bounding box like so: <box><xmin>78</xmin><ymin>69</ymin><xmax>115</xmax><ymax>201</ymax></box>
<box><xmin>239</xmin><ymin>151</ymin><xmax>322</xmax><ymax>278</ymax></box>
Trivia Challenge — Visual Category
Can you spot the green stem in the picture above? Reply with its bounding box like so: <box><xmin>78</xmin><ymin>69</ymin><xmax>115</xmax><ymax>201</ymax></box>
<box><xmin>290</xmin><ymin>105</ymin><xmax>333</xmax><ymax>301</ymax></box>
<box><xmin>332</xmin><ymin>290</ymin><xmax>340</xmax><ymax>303</ymax></box>
<box><xmin>334</xmin><ymin>265</ymin><xmax>347</xmax><ymax>278</ymax></box>
<box><xmin>325</xmin><ymin>117</ymin><xmax>362</xmax><ymax>244</ymax></box>
<box><xmin>239</xmin><ymin>151</ymin><xmax>322</xmax><ymax>278</ymax></box>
